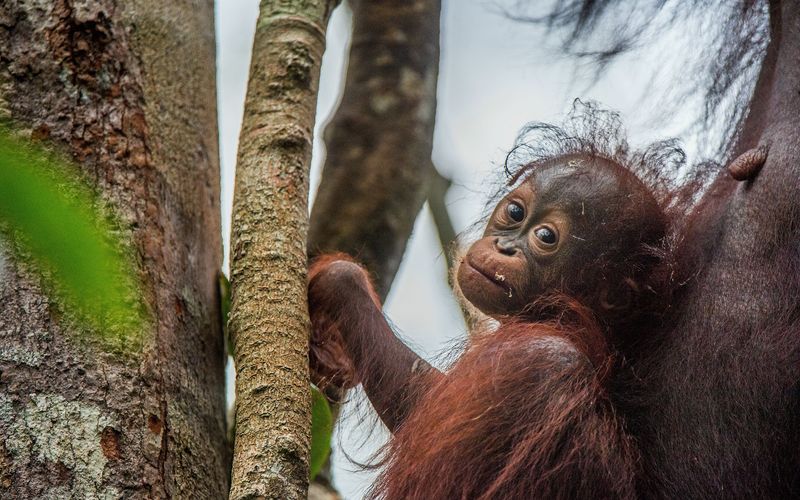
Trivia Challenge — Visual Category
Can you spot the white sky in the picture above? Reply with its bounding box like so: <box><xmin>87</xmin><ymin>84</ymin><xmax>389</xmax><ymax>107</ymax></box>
<box><xmin>215</xmin><ymin>1</ymin><xmax>704</xmax><ymax>497</ymax></box>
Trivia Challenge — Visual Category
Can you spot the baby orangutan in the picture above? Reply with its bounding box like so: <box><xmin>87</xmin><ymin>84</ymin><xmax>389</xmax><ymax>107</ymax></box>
<box><xmin>308</xmin><ymin>152</ymin><xmax>674</xmax><ymax>499</ymax></box>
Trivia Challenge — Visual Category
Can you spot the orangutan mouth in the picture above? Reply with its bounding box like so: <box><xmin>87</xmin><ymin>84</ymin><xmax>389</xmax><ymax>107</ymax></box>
<box><xmin>466</xmin><ymin>259</ymin><xmax>514</xmax><ymax>297</ymax></box>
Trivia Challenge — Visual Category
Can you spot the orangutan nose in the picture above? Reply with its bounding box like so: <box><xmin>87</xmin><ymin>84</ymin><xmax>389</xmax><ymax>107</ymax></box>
<box><xmin>494</xmin><ymin>238</ymin><xmax>518</xmax><ymax>256</ymax></box>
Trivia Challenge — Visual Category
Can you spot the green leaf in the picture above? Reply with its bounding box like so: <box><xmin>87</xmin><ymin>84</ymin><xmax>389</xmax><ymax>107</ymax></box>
<box><xmin>0</xmin><ymin>127</ymin><xmax>146</xmax><ymax>349</ymax></box>
<box><xmin>310</xmin><ymin>385</ymin><xmax>333</xmax><ymax>480</ymax></box>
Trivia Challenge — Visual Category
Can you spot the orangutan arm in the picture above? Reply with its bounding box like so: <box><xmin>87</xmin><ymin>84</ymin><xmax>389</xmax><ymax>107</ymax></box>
<box><xmin>308</xmin><ymin>254</ymin><xmax>443</xmax><ymax>432</ymax></box>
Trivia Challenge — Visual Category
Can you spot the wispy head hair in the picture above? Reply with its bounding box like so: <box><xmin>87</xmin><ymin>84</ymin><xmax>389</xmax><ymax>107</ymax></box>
<box><xmin>498</xmin><ymin>100</ymin><xmax>715</xmax><ymax>224</ymax></box>
<box><xmin>503</xmin><ymin>0</ymin><xmax>769</xmax><ymax>157</ymax></box>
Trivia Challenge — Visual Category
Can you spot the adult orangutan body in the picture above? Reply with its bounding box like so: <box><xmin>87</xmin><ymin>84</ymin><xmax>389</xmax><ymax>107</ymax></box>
<box><xmin>310</xmin><ymin>0</ymin><xmax>800</xmax><ymax>495</ymax></box>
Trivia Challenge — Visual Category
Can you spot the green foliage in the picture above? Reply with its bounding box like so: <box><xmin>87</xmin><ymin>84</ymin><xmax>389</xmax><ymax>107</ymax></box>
<box><xmin>310</xmin><ymin>385</ymin><xmax>333</xmax><ymax>480</ymax></box>
<box><xmin>0</xmin><ymin>127</ymin><xmax>146</xmax><ymax>349</ymax></box>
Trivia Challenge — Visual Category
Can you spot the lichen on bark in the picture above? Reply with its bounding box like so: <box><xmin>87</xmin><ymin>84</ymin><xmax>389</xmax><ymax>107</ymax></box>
<box><xmin>0</xmin><ymin>393</ymin><xmax>121</xmax><ymax>499</ymax></box>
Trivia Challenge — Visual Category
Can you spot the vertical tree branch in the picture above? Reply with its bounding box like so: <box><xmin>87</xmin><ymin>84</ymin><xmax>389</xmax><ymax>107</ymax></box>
<box><xmin>308</xmin><ymin>0</ymin><xmax>442</xmax><ymax>300</ymax></box>
<box><xmin>427</xmin><ymin>166</ymin><xmax>457</xmax><ymax>271</ymax></box>
<box><xmin>229</xmin><ymin>1</ymin><xmax>336</xmax><ymax>498</ymax></box>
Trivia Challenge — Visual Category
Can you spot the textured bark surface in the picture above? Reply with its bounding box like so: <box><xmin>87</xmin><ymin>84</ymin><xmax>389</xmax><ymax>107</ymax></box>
<box><xmin>308</xmin><ymin>0</ymin><xmax>442</xmax><ymax>299</ymax></box>
<box><xmin>0</xmin><ymin>0</ymin><xmax>228</xmax><ymax>497</ymax></box>
<box><xmin>228</xmin><ymin>1</ymin><xmax>335</xmax><ymax>498</ymax></box>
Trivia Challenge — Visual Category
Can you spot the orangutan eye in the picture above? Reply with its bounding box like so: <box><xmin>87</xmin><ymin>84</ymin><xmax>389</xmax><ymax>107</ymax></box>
<box><xmin>506</xmin><ymin>202</ymin><xmax>525</xmax><ymax>223</ymax></box>
<box><xmin>534</xmin><ymin>226</ymin><xmax>557</xmax><ymax>245</ymax></box>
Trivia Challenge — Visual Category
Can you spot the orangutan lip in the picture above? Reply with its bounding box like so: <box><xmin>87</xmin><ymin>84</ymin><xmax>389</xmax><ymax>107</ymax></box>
<box><xmin>466</xmin><ymin>259</ymin><xmax>507</xmax><ymax>290</ymax></box>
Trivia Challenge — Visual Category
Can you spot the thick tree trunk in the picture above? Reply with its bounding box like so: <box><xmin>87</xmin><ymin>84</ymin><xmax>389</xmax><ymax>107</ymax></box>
<box><xmin>308</xmin><ymin>0</ymin><xmax>442</xmax><ymax>299</ymax></box>
<box><xmin>228</xmin><ymin>1</ymin><xmax>336</xmax><ymax>499</ymax></box>
<box><xmin>0</xmin><ymin>1</ymin><xmax>228</xmax><ymax>497</ymax></box>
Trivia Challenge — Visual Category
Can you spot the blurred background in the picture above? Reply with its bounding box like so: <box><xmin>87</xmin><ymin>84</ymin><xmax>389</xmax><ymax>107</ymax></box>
<box><xmin>217</xmin><ymin>1</ymin><xmax>706</xmax><ymax>496</ymax></box>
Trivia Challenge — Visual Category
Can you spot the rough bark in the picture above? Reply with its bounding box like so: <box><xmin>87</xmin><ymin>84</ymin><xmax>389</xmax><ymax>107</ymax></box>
<box><xmin>0</xmin><ymin>0</ymin><xmax>227</xmax><ymax>498</ymax></box>
<box><xmin>308</xmin><ymin>0</ymin><xmax>442</xmax><ymax>299</ymax></box>
<box><xmin>228</xmin><ymin>1</ymin><xmax>336</xmax><ymax>498</ymax></box>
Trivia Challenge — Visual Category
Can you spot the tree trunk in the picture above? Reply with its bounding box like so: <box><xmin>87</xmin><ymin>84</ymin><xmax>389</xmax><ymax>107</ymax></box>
<box><xmin>308</xmin><ymin>0</ymin><xmax>442</xmax><ymax>299</ymax></box>
<box><xmin>0</xmin><ymin>1</ymin><xmax>228</xmax><ymax>498</ymax></box>
<box><xmin>228</xmin><ymin>1</ymin><xmax>336</xmax><ymax>499</ymax></box>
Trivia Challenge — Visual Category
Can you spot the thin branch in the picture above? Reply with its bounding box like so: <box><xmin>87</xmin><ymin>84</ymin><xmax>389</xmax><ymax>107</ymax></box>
<box><xmin>427</xmin><ymin>166</ymin><xmax>457</xmax><ymax>271</ymax></box>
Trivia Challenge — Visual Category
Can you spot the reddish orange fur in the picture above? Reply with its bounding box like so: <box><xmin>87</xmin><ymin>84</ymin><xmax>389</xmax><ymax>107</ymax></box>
<box><xmin>308</xmin><ymin>253</ymin><xmax>375</xmax><ymax>391</ymax></box>
<box><xmin>372</xmin><ymin>312</ymin><xmax>637</xmax><ymax>500</ymax></box>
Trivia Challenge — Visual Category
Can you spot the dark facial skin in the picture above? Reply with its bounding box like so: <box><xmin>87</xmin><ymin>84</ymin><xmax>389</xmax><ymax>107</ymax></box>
<box><xmin>457</xmin><ymin>177</ymin><xmax>567</xmax><ymax>315</ymax></box>
<box><xmin>457</xmin><ymin>154</ymin><xmax>665</xmax><ymax>318</ymax></box>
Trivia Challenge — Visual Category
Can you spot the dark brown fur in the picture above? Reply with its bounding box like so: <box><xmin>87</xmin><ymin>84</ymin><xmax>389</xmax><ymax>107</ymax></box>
<box><xmin>505</xmin><ymin>2</ymin><xmax>800</xmax><ymax>498</ymax></box>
